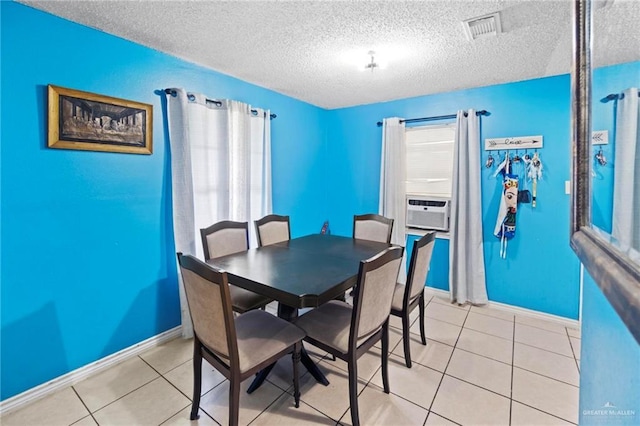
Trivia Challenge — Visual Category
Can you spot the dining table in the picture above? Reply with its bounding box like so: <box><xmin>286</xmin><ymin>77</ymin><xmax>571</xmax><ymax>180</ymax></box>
<box><xmin>205</xmin><ymin>233</ymin><xmax>391</xmax><ymax>392</ymax></box>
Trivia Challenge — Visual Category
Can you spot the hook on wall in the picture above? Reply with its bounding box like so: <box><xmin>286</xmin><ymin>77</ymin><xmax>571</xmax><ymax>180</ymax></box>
<box><xmin>513</xmin><ymin>150</ymin><xmax>522</xmax><ymax>163</ymax></box>
<box><xmin>485</xmin><ymin>153</ymin><xmax>495</xmax><ymax>168</ymax></box>
<box><xmin>595</xmin><ymin>148</ymin><xmax>607</xmax><ymax>166</ymax></box>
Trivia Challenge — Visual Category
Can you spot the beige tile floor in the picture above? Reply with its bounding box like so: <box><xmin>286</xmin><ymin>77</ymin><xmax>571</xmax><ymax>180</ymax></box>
<box><xmin>2</xmin><ymin>291</ymin><xmax>581</xmax><ymax>426</ymax></box>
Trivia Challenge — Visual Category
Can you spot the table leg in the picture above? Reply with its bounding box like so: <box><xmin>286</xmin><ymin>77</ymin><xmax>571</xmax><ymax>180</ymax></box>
<box><xmin>246</xmin><ymin>363</ymin><xmax>275</xmax><ymax>394</ymax></box>
<box><xmin>300</xmin><ymin>347</ymin><xmax>330</xmax><ymax>385</ymax></box>
<box><xmin>246</xmin><ymin>303</ymin><xmax>330</xmax><ymax>393</ymax></box>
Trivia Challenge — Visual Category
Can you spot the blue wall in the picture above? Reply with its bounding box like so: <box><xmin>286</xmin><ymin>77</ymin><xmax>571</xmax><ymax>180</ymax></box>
<box><xmin>3</xmin><ymin>0</ymin><xmax>639</xmax><ymax>409</ymax></box>
<box><xmin>326</xmin><ymin>77</ymin><xmax>581</xmax><ymax>319</ymax></box>
<box><xmin>591</xmin><ymin>62</ymin><xmax>640</xmax><ymax>233</ymax></box>
<box><xmin>0</xmin><ymin>2</ymin><xmax>328</xmax><ymax>400</ymax></box>
<box><xmin>579</xmin><ymin>271</ymin><xmax>640</xmax><ymax>425</ymax></box>
<box><xmin>579</xmin><ymin>61</ymin><xmax>640</xmax><ymax>426</ymax></box>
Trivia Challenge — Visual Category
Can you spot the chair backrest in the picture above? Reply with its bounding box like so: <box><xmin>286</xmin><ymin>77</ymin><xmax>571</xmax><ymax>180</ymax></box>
<box><xmin>353</xmin><ymin>214</ymin><xmax>394</xmax><ymax>244</ymax></box>
<box><xmin>200</xmin><ymin>221</ymin><xmax>249</xmax><ymax>260</ymax></box>
<box><xmin>177</xmin><ymin>253</ymin><xmax>238</xmax><ymax>364</ymax></box>
<box><xmin>351</xmin><ymin>246</ymin><xmax>404</xmax><ymax>343</ymax></box>
<box><xmin>406</xmin><ymin>232</ymin><xmax>436</xmax><ymax>303</ymax></box>
<box><xmin>254</xmin><ymin>214</ymin><xmax>290</xmax><ymax>247</ymax></box>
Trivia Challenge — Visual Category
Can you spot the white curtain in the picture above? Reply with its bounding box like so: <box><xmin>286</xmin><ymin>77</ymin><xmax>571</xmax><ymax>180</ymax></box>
<box><xmin>612</xmin><ymin>87</ymin><xmax>640</xmax><ymax>257</ymax></box>
<box><xmin>167</xmin><ymin>89</ymin><xmax>272</xmax><ymax>337</ymax></box>
<box><xmin>449</xmin><ymin>110</ymin><xmax>488</xmax><ymax>305</ymax></box>
<box><xmin>379</xmin><ymin>117</ymin><xmax>407</xmax><ymax>283</ymax></box>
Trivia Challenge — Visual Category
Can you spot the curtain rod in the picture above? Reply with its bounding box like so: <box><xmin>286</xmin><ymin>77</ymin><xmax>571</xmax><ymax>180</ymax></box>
<box><xmin>600</xmin><ymin>92</ymin><xmax>640</xmax><ymax>103</ymax></box>
<box><xmin>164</xmin><ymin>88</ymin><xmax>277</xmax><ymax>119</ymax></box>
<box><xmin>376</xmin><ymin>110</ymin><xmax>490</xmax><ymax>127</ymax></box>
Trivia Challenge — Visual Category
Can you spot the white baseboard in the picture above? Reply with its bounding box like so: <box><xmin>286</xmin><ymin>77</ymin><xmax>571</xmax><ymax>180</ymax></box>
<box><xmin>425</xmin><ymin>287</ymin><xmax>581</xmax><ymax>329</ymax></box>
<box><xmin>0</xmin><ymin>326</ymin><xmax>183</xmax><ymax>416</ymax></box>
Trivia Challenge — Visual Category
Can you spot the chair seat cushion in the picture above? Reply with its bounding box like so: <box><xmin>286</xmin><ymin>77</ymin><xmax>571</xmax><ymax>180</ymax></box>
<box><xmin>293</xmin><ymin>300</ymin><xmax>353</xmax><ymax>354</ymax></box>
<box><xmin>391</xmin><ymin>283</ymin><xmax>406</xmax><ymax>311</ymax></box>
<box><xmin>235</xmin><ymin>310</ymin><xmax>305</xmax><ymax>374</ymax></box>
<box><xmin>229</xmin><ymin>285</ymin><xmax>272</xmax><ymax>313</ymax></box>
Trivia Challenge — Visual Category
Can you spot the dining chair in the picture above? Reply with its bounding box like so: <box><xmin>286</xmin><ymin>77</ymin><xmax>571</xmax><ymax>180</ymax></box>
<box><xmin>293</xmin><ymin>246</ymin><xmax>404</xmax><ymax>426</ymax></box>
<box><xmin>200</xmin><ymin>221</ymin><xmax>273</xmax><ymax>313</ymax></box>
<box><xmin>353</xmin><ymin>213</ymin><xmax>394</xmax><ymax>244</ymax></box>
<box><xmin>348</xmin><ymin>213</ymin><xmax>395</xmax><ymax>298</ymax></box>
<box><xmin>390</xmin><ymin>232</ymin><xmax>436</xmax><ymax>368</ymax></box>
<box><xmin>177</xmin><ymin>253</ymin><xmax>305</xmax><ymax>426</ymax></box>
<box><xmin>254</xmin><ymin>214</ymin><xmax>291</xmax><ymax>247</ymax></box>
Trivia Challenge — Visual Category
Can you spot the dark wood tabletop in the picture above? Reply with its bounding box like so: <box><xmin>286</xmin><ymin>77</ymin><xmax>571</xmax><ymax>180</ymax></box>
<box><xmin>205</xmin><ymin>233</ymin><xmax>391</xmax><ymax>391</ymax></box>
<box><xmin>205</xmin><ymin>234</ymin><xmax>390</xmax><ymax>309</ymax></box>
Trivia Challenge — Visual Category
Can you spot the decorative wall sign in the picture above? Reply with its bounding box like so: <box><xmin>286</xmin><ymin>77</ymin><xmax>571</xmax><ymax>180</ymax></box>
<box><xmin>485</xmin><ymin>135</ymin><xmax>543</xmax><ymax>151</ymax></box>
<box><xmin>48</xmin><ymin>85</ymin><xmax>152</xmax><ymax>154</ymax></box>
<box><xmin>592</xmin><ymin>130</ymin><xmax>609</xmax><ymax>145</ymax></box>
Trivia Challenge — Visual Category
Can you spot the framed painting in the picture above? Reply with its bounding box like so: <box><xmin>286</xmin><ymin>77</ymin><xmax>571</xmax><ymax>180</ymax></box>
<box><xmin>48</xmin><ymin>85</ymin><xmax>152</xmax><ymax>154</ymax></box>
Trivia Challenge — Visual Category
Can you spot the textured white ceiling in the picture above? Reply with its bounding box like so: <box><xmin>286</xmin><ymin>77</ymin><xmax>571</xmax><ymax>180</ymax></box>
<box><xmin>20</xmin><ymin>0</ymin><xmax>640</xmax><ymax>109</ymax></box>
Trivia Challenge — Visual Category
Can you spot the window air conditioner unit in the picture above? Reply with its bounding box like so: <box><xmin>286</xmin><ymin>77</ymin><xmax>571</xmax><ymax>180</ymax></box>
<box><xmin>406</xmin><ymin>196</ymin><xmax>450</xmax><ymax>231</ymax></box>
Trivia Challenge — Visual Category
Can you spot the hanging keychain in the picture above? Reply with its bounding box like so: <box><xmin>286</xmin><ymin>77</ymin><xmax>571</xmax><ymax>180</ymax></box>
<box><xmin>595</xmin><ymin>148</ymin><xmax>607</xmax><ymax>166</ymax></box>
<box><xmin>518</xmin><ymin>156</ymin><xmax>532</xmax><ymax>204</ymax></box>
<box><xmin>528</xmin><ymin>152</ymin><xmax>543</xmax><ymax>208</ymax></box>
<box><xmin>485</xmin><ymin>153</ymin><xmax>494</xmax><ymax>168</ymax></box>
<box><xmin>493</xmin><ymin>152</ymin><xmax>509</xmax><ymax>177</ymax></box>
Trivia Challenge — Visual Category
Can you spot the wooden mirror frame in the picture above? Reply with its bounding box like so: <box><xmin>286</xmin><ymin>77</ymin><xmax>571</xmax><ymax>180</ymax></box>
<box><xmin>570</xmin><ymin>0</ymin><xmax>640</xmax><ymax>344</ymax></box>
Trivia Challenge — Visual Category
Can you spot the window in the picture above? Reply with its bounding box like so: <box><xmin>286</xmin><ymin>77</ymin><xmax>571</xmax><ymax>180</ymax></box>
<box><xmin>405</xmin><ymin>123</ymin><xmax>456</xmax><ymax>197</ymax></box>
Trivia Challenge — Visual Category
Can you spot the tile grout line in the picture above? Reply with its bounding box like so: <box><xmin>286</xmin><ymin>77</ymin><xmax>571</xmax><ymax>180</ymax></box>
<box><xmin>135</xmin><ymin>356</ymin><xmax>199</xmax><ymax>425</ymax></box>
<box><xmin>512</xmin><ymin>365</ymin><xmax>580</xmax><ymax>389</ymax></box>
<box><xmin>514</xmin><ymin>320</ymin><xmax>575</xmax><ymax>336</ymax></box>
<box><xmin>441</xmin><ymin>373</ymin><xmax>512</xmax><ymax>401</ymax></box>
<box><xmin>338</xmin><ymin>323</ymin><xmax>410</xmax><ymax>424</ymax></box>
<box><xmin>516</xmin><ymin>321</ymin><xmax>578</xmax><ymax>338</ymax></box>
<box><xmin>75</xmin><ymin>355</ymin><xmax>165</xmax><ymax>416</ymax></box>
<box><xmin>457</xmin><ymin>323</ymin><xmax>514</xmax><ymax>342</ymax></box>
<box><xmin>364</xmin><ymin>380</ymin><xmax>432</xmax><ymax>419</ymax></box>
<box><xmin>508</xmin><ymin>319</ymin><xmax>582</xmax><ymax>424</ymax></box>
<box><xmin>468</xmin><ymin>307</ymin><xmax>515</xmax><ymax>322</ymax></box>
<box><xmin>467</xmin><ymin>309</ymin><xmax>516</xmax><ymax>325</ymax></box>
<box><xmin>513</xmin><ymin>324</ymin><xmax>581</xmax><ymax>389</ymax></box>
<box><xmin>68</xmin><ymin>386</ymin><xmax>97</xmax><ymax>426</ymax></box>
<box><xmin>156</xmin><ymin>397</ymin><xmax>196</xmax><ymax>426</ymax></box>
<box><xmin>155</xmin><ymin>360</ymin><xmax>195</xmax><ymax>402</ymax></box>
<box><xmin>14</xmin><ymin>295</ymin><xmax>581</xmax><ymax>426</ymax></box>
<box><xmin>137</xmin><ymin>353</ymin><xmax>225</xmax><ymax>425</ymax></box>
<box><xmin>297</xmin><ymin>350</ymin><xmax>379</xmax><ymax>424</ymax></box>
<box><xmin>453</xmin><ymin>345</ymin><xmax>512</xmax><ymax>367</ymax></box>
<box><xmin>514</xmin><ymin>339</ymin><xmax>576</xmax><ymax>359</ymax></box>
<box><xmin>354</xmin><ymin>328</ymin><xmax>435</xmax><ymax>425</ymax></box>
<box><xmin>244</xmin><ymin>387</ymin><xmax>290</xmax><ymax>426</ymax></box>
<box><xmin>238</xmin><ymin>354</ymin><xmax>311</xmax><ymax>420</ymax></box>
<box><xmin>138</xmin><ymin>355</ymin><xmax>193</xmax><ymax>399</ymax></box>
<box><xmin>425</xmin><ymin>303</ymin><xmax>471</xmax><ymax>417</ymax></box>
<box><xmin>512</xmin><ymin>400</ymin><xmax>579</xmax><ymax>425</ymax></box>
<box><xmin>566</xmin><ymin>327</ymin><xmax>582</xmax><ymax>372</ymax></box>
<box><xmin>424</xmin><ymin>412</ymin><xmax>463</xmax><ymax>426</ymax></box>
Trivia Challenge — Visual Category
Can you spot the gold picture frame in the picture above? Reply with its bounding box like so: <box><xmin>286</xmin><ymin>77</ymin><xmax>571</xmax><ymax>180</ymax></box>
<box><xmin>48</xmin><ymin>85</ymin><xmax>152</xmax><ymax>155</ymax></box>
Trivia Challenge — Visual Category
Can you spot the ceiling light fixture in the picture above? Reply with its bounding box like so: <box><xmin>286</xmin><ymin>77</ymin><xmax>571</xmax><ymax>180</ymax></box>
<box><xmin>364</xmin><ymin>50</ymin><xmax>380</xmax><ymax>72</ymax></box>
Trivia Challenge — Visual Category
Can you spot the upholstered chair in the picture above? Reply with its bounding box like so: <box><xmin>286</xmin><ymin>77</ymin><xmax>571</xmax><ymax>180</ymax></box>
<box><xmin>200</xmin><ymin>221</ymin><xmax>272</xmax><ymax>313</ymax></box>
<box><xmin>293</xmin><ymin>246</ymin><xmax>404</xmax><ymax>426</ymax></box>
<box><xmin>254</xmin><ymin>214</ymin><xmax>291</xmax><ymax>247</ymax></box>
<box><xmin>353</xmin><ymin>213</ymin><xmax>394</xmax><ymax>244</ymax></box>
<box><xmin>177</xmin><ymin>253</ymin><xmax>305</xmax><ymax>426</ymax></box>
<box><xmin>390</xmin><ymin>232</ymin><xmax>436</xmax><ymax>368</ymax></box>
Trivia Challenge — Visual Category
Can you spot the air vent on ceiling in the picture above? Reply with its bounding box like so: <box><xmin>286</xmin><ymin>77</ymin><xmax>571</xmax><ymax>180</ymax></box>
<box><xmin>463</xmin><ymin>12</ymin><xmax>502</xmax><ymax>41</ymax></box>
